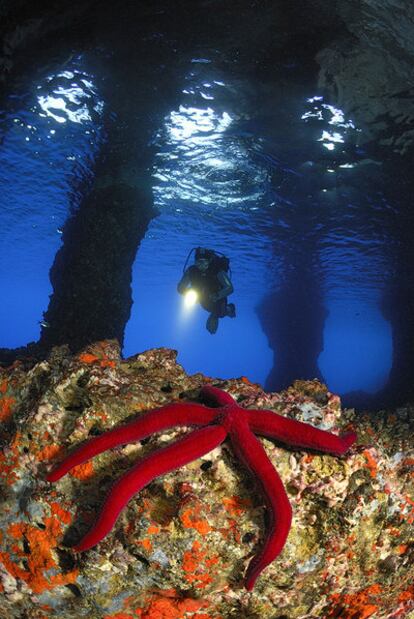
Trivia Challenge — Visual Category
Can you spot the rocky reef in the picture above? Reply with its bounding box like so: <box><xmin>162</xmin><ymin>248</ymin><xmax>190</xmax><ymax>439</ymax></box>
<box><xmin>0</xmin><ymin>341</ymin><xmax>413</xmax><ymax>618</ymax></box>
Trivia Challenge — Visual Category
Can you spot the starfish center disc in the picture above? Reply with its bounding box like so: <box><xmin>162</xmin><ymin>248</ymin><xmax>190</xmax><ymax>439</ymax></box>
<box><xmin>217</xmin><ymin>404</ymin><xmax>247</xmax><ymax>432</ymax></box>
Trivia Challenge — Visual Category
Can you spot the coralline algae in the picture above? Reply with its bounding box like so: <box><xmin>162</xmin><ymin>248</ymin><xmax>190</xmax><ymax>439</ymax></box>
<box><xmin>0</xmin><ymin>340</ymin><xmax>413</xmax><ymax>618</ymax></box>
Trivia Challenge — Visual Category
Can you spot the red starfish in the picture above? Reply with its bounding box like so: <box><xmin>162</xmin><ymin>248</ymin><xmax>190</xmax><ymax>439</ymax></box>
<box><xmin>46</xmin><ymin>385</ymin><xmax>356</xmax><ymax>590</ymax></box>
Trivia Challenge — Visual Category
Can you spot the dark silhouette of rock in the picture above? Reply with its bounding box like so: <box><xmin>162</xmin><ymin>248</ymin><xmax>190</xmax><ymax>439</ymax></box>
<box><xmin>257</xmin><ymin>269</ymin><xmax>327</xmax><ymax>392</ymax></box>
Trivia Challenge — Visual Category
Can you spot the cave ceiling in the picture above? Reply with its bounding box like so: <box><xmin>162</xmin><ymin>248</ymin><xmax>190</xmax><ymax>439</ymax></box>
<box><xmin>1</xmin><ymin>0</ymin><xmax>414</xmax><ymax>152</ymax></box>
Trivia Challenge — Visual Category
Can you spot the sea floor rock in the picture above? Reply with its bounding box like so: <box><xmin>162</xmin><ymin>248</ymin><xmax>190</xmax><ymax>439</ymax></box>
<box><xmin>0</xmin><ymin>340</ymin><xmax>413</xmax><ymax>618</ymax></box>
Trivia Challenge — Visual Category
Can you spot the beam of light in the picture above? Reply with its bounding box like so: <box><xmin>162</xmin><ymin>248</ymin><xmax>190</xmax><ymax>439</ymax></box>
<box><xmin>184</xmin><ymin>288</ymin><xmax>198</xmax><ymax>308</ymax></box>
<box><xmin>176</xmin><ymin>288</ymin><xmax>200</xmax><ymax>330</ymax></box>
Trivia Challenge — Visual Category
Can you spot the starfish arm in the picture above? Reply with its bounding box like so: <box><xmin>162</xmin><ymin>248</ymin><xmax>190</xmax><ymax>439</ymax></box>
<box><xmin>46</xmin><ymin>402</ymin><xmax>216</xmax><ymax>482</ymax></box>
<box><xmin>73</xmin><ymin>424</ymin><xmax>227</xmax><ymax>552</ymax></box>
<box><xmin>247</xmin><ymin>409</ymin><xmax>357</xmax><ymax>455</ymax></box>
<box><xmin>200</xmin><ymin>385</ymin><xmax>235</xmax><ymax>406</ymax></box>
<box><xmin>229</xmin><ymin>420</ymin><xmax>292</xmax><ymax>591</ymax></box>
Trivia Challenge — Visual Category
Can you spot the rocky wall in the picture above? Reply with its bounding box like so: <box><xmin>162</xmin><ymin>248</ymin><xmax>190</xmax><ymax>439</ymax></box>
<box><xmin>0</xmin><ymin>341</ymin><xmax>413</xmax><ymax>618</ymax></box>
<box><xmin>312</xmin><ymin>0</ymin><xmax>414</xmax><ymax>154</ymax></box>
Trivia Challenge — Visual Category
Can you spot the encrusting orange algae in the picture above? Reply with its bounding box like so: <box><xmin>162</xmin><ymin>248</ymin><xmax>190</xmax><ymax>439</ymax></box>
<box><xmin>104</xmin><ymin>591</ymin><xmax>218</xmax><ymax>619</ymax></box>
<box><xmin>0</xmin><ymin>395</ymin><xmax>16</xmax><ymax>422</ymax></box>
<box><xmin>2</xmin><ymin>511</ymin><xmax>79</xmax><ymax>594</ymax></box>
<box><xmin>100</xmin><ymin>587</ymin><xmax>221</xmax><ymax>619</ymax></box>
<box><xmin>328</xmin><ymin>584</ymin><xmax>383</xmax><ymax>619</ymax></box>
<box><xmin>0</xmin><ymin>377</ymin><xmax>19</xmax><ymax>424</ymax></box>
<box><xmin>0</xmin><ymin>423</ymin><xmax>79</xmax><ymax>595</ymax></box>
<box><xmin>70</xmin><ymin>460</ymin><xmax>95</xmax><ymax>480</ymax></box>
<box><xmin>222</xmin><ymin>495</ymin><xmax>251</xmax><ymax>517</ymax></box>
<box><xmin>180</xmin><ymin>503</ymin><xmax>212</xmax><ymax>536</ymax></box>
<box><xmin>36</xmin><ymin>444</ymin><xmax>63</xmax><ymax>462</ymax></box>
<box><xmin>0</xmin><ymin>432</ymin><xmax>22</xmax><ymax>486</ymax></box>
<box><xmin>363</xmin><ymin>449</ymin><xmax>379</xmax><ymax>478</ymax></box>
<box><xmin>182</xmin><ymin>540</ymin><xmax>221</xmax><ymax>590</ymax></box>
<box><xmin>78</xmin><ymin>342</ymin><xmax>117</xmax><ymax>368</ymax></box>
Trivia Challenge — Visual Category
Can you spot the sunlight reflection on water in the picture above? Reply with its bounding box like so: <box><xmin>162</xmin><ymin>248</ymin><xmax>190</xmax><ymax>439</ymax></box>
<box><xmin>153</xmin><ymin>72</ymin><xmax>269</xmax><ymax>208</ymax></box>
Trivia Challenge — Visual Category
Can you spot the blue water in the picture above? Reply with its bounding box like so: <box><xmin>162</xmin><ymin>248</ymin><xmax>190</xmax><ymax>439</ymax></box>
<box><xmin>0</xmin><ymin>52</ymin><xmax>400</xmax><ymax>407</ymax></box>
<box><xmin>0</xmin><ymin>55</ymin><xmax>104</xmax><ymax>347</ymax></box>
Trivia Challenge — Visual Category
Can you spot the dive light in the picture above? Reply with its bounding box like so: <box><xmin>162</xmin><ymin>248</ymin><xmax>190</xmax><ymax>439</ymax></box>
<box><xmin>184</xmin><ymin>289</ymin><xmax>198</xmax><ymax>308</ymax></box>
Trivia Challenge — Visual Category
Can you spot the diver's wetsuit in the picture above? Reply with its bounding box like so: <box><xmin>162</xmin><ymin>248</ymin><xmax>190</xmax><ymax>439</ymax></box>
<box><xmin>177</xmin><ymin>257</ymin><xmax>235</xmax><ymax>333</ymax></box>
<box><xmin>185</xmin><ymin>265</ymin><xmax>230</xmax><ymax>317</ymax></box>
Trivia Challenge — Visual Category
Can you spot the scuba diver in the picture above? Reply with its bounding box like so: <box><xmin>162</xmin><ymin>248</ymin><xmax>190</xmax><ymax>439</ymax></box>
<box><xmin>177</xmin><ymin>247</ymin><xmax>236</xmax><ymax>334</ymax></box>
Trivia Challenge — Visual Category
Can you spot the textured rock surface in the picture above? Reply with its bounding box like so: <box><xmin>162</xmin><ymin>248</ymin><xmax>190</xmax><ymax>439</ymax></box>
<box><xmin>0</xmin><ymin>0</ymin><xmax>98</xmax><ymax>83</ymax></box>
<box><xmin>0</xmin><ymin>341</ymin><xmax>413</xmax><ymax>618</ymax></box>
<box><xmin>312</xmin><ymin>0</ymin><xmax>414</xmax><ymax>153</ymax></box>
<box><xmin>3</xmin><ymin>0</ymin><xmax>414</xmax><ymax>152</ymax></box>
